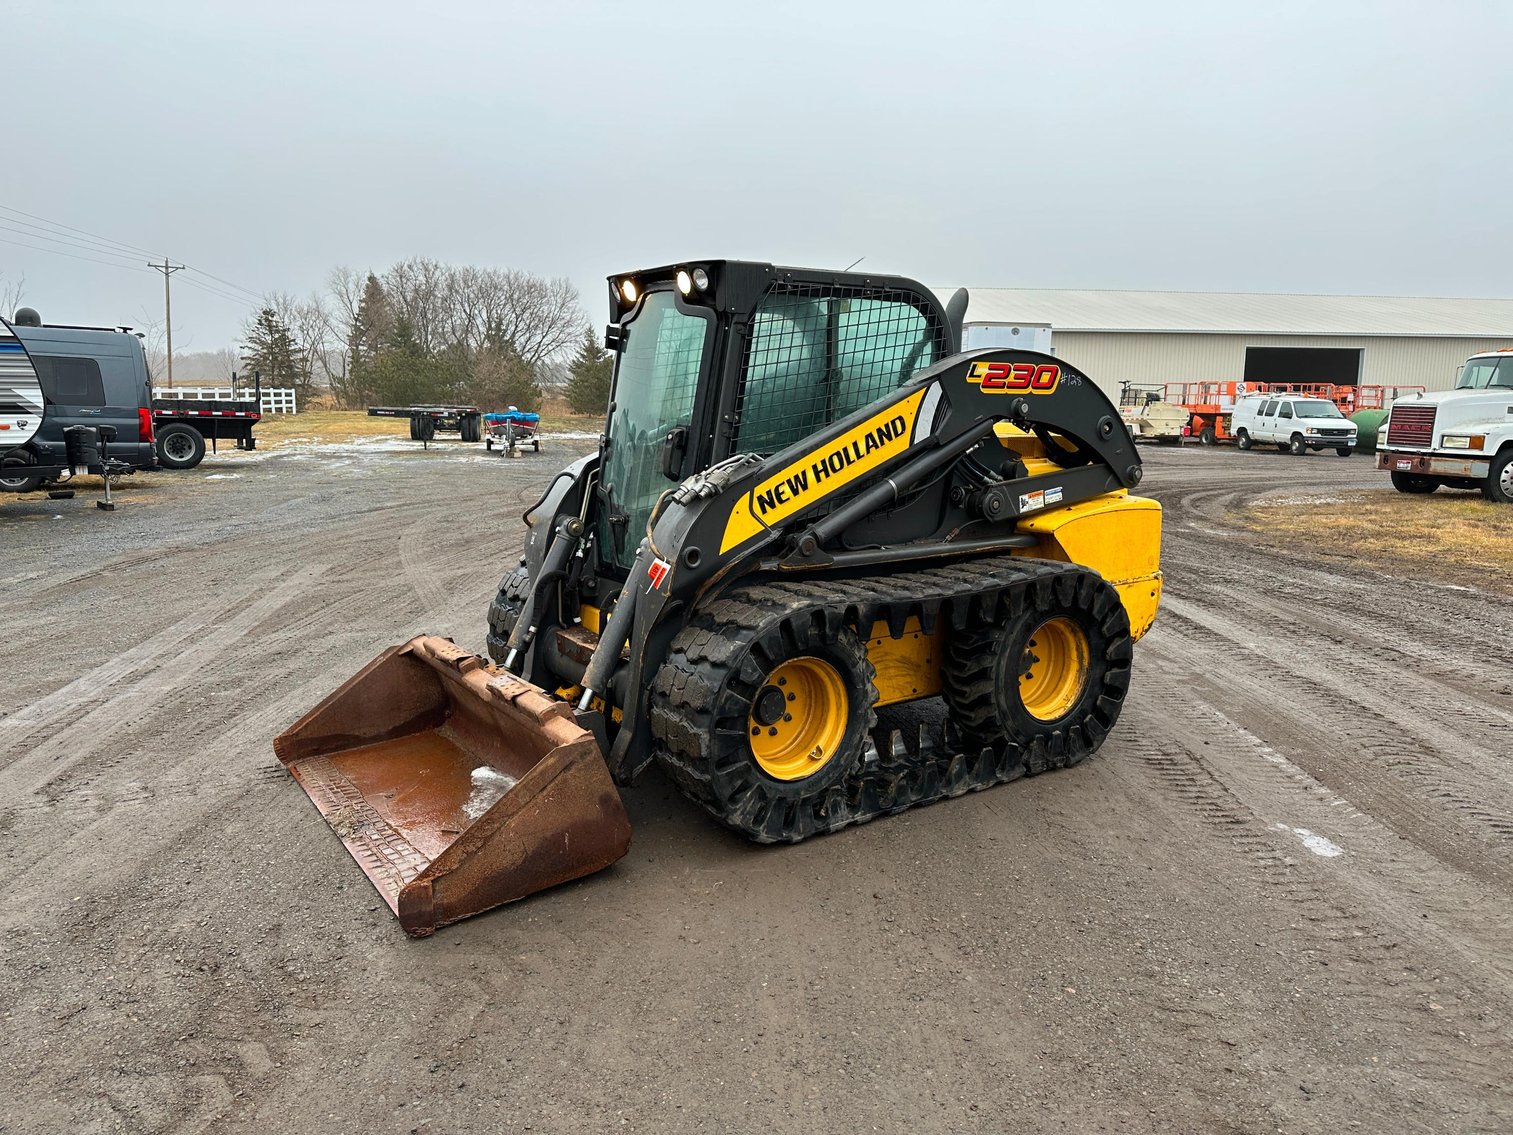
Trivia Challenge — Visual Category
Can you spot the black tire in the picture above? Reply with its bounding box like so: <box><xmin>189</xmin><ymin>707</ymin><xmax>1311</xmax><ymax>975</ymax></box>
<box><xmin>0</xmin><ymin>448</ymin><xmax>43</xmax><ymax>493</ymax></box>
<box><xmin>484</xmin><ymin>563</ymin><xmax>533</xmax><ymax>664</ymax></box>
<box><xmin>1336</xmin><ymin>447</ymin><xmax>1353</xmax><ymax>458</ymax></box>
<box><xmin>462</xmin><ymin>414</ymin><xmax>481</xmax><ymax>443</ymax></box>
<box><xmin>651</xmin><ymin>604</ymin><xmax>878</xmax><ymax>843</ymax></box>
<box><xmin>1484</xmin><ymin>449</ymin><xmax>1513</xmax><ymax>504</ymax></box>
<box><xmin>1390</xmin><ymin>471</ymin><xmax>1439</xmax><ymax>494</ymax></box>
<box><xmin>155</xmin><ymin>424</ymin><xmax>206</xmax><ymax>470</ymax></box>
<box><xmin>409</xmin><ymin>416</ymin><xmax>420</xmax><ymax>441</ymax></box>
<box><xmin>0</xmin><ymin>472</ymin><xmax>42</xmax><ymax>493</ymax></box>
<box><xmin>1236</xmin><ymin>429</ymin><xmax>1253</xmax><ymax>451</ymax></box>
<box><xmin>942</xmin><ymin>568</ymin><xmax>1132</xmax><ymax>774</ymax></box>
<box><xmin>413</xmin><ymin>414</ymin><xmax>435</xmax><ymax>442</ymax></box>
<box><xmin>1289</xmin><ymin>433</ymin><xmax>1307</xmax><ymax>456</ymax></box>
<box><xmin>1198</xmin><ymin>425</ymin><xmax>1216</xmax><ymax>446</ymax></box>
<box><xmin>532</xmin><ymin>439</ymin><xmax>540</xmax><ymax>452</ymax></box>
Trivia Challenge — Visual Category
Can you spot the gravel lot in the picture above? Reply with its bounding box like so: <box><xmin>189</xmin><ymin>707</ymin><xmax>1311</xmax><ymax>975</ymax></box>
<box><xmin>2</xmin><ymin>435</ymin><xmax>1509</xmax><ymax>1134</ymax></box>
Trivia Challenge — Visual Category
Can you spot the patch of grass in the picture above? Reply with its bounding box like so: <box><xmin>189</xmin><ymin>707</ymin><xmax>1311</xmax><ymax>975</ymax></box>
<box><xmin>1243</xmin><ymin>488</ymin><xmax>1513</xmax><ymax>592</ymax></box>
<box><xmin>251</xmin><ymin>411</ymin><xmax>405</xmax><ymax>447</ymax></box>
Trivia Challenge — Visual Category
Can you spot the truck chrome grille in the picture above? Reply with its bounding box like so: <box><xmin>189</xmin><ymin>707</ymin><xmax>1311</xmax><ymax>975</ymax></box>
<box><xmin>1387</xmin><ymin>404</ymin><xmax>1436</xmax><ymax>448</ymax></box>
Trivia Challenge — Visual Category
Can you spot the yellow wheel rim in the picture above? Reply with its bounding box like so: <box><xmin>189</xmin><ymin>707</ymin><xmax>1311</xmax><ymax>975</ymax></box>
<box><xmin>1018</xmin><ymin>616</ymin><xmax>1091</xmax><ymax>723</ymax></box>
<box><xmin>747</xmin><ymin>657</ymin><xmax>848</xmax><ymax>781</ymax></box>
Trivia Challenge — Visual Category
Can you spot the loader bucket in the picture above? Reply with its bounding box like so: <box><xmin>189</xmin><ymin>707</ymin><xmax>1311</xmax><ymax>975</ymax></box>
<box><xmin>274</xmin><ymin>635</ymin><xmax>631</xmax><ymax>936</ymax></box>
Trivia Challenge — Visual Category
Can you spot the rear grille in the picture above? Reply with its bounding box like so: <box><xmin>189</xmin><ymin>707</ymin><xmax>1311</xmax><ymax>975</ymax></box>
<box><xmin>1387</xmin><ymin>404</ymin><xmax>1436</xmax><ymax>448</ymax></box>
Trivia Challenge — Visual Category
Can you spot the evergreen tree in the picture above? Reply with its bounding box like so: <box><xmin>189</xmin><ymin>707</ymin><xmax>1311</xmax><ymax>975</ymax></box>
<box><xmin>343</xmin><ymin>274</ymin><xmax>393</xmax><ymax>405</ymax></box>
<box><xmin>242</xmin><ymin>307</ymin><xmax>306</xmax><ymax>387</ymax></box>
<box><xmin>497</xmin><ymin>340</ymin><xmax>541</xmax><ymax>413</ymax></box>
<box><xmin>469</xmin><ymin>321</ymin><xmax>542</xmax><ymax>412</ymax></box>
<box><xmin>366</xmin><ymin>314</ymin><xmax>442</xmax><ymax>405</ymax></box>
<box><xmin>564</xmin><ymin>325</ymin><xmax>612</xmax><ymax>416</ymax></box>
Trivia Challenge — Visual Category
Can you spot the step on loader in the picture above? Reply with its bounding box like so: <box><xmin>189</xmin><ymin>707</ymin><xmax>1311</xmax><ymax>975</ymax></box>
<box><xmin>277</xmin><ymin>261</ymin><xmax>1163</xmax><ymax>935</ymax></box>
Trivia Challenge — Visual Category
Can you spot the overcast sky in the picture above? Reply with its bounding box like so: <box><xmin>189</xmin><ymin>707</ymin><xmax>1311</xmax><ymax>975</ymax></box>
<box><xmin>6</xmin><ymin>0</ymin><xmax>1511</xmax><ymax>353</ymax></box>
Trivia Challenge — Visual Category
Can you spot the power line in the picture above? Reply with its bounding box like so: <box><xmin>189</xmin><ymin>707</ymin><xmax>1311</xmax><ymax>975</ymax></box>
<box><xmin>0</xmin><ymin>219</ymin><xmax>155</xmax><ymax>267</ymax></box>
<box><xmin>0</xmin><ymin>201</ymin><xmax>162</xmax><ymax>259</ymax></box>
<box><xmin>186</xmin><ymin>266</ymin><xmax>263</xmax><ymax>302</ymax></box>
<box><xmin>177</xmin><ymin>275</ymin><xmax>258</xmax><ymax>306</ymax></box>
<box><xmin>0</xmin><ymin>235</ymin><xmax>156</xmax><ymax>274</ymax></box>
<box><xmin>0</xmin><ymin>200</ymin><xmax>265</xmax><ymax>302</ymax></box>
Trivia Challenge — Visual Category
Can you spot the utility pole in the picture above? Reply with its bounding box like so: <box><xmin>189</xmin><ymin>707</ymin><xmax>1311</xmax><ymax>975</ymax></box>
<box><xmin>148</xmin><ymin>259</ymin><xmax>185</xmax><ymax>385</ymax></box>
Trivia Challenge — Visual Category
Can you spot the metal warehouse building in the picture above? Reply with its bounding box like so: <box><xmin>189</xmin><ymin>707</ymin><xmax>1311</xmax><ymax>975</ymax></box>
<box><xmin>957</xmin><ymin>289</ymin><xmax>1513</xmax><ymax>400</ymax></box>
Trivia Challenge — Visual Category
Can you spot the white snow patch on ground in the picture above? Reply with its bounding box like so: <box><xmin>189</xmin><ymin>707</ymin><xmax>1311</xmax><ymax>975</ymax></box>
<box><xmin>1258</xmin><ymin>493</ymin><xmax>1351</xmax><ymax>507</ymax></box>
<box><xmin>1273</xmin><ymin>822</ymin><xmax>1344</xmax><ymax>857</ymax></box>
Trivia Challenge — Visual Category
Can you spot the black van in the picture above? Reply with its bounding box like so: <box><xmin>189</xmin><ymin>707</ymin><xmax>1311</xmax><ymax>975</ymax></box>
<box><xmin>0</xmin><ymin>310</ymin><xmax>158</xmax><ymax>492</ymax></box>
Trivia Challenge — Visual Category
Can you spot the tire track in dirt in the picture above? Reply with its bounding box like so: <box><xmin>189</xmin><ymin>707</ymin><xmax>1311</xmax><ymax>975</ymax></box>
<box><xmin>0</xmin><ymin>563</ymin><xmax>331</xmax><ymax>799</ymax></box>
<box><xmin>1150</xmin><ymin>599</ymin><xmax>1513</xmax><ymax>880</ymax></box>
<box><xmin>1116</xmin><ymin>684</ymin><xmax>1511</xmax><ymax>1092</ymax></box>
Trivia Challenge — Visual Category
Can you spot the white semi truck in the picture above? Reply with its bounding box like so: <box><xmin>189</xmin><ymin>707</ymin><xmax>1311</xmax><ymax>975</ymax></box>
<box><xmin>1377</xmin><ymin>349</ymin><xmax>1513</xmax><ymax>502</ymax></box>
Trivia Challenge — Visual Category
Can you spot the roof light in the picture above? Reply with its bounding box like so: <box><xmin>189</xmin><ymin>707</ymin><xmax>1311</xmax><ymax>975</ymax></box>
<box><xmin>691</xmin><ymin>267</ymin><xmax>710</xmax><ymax>292</ymax></box>
<box><xmin>619</xmin><ymin>278</ymin><xmax>639</xmax><ymax>305</ymax></box>
<box><xmin>675</xmin><ymin>269</ymin><xmax>693</xmax><ymax>296</ymax></box>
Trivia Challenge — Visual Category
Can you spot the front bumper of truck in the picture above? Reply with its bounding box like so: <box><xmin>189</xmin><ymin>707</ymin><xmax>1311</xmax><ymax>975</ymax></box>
<box><xmin>1377</xmin><ymin>449</ymin><xmax>1491</xmax><ymax>478</ymax></box>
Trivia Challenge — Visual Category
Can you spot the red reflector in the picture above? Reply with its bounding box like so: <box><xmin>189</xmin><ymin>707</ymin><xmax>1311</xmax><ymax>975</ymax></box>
<box><xmin>139</xmin><ymin>406</ymin><xmax>154</xmax><ymax>443</ymax></box>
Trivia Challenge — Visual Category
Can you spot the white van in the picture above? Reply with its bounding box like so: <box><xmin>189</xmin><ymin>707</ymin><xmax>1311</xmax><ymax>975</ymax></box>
<box><xmin>1231</xmin><ymin>395</ymin><xmax>1356</xmax><ymax>456</ymax></box>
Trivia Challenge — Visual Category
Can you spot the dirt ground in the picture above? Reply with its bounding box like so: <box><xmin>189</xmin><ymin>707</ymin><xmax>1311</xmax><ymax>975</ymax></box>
<box><xmin>1</xmin><ymin>434</ymin><xmax>1509</xmax><ymax>1134</ymax></box>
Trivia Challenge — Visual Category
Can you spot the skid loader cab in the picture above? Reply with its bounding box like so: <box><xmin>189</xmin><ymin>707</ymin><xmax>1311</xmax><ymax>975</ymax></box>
<box><xmin>280</xmin><ymin>258</ymin><xmax>1163</xmax><ymax>936</ymax></box>
<box><xmin>594</xmin><ymin>262</ymin><xmax>955</xmax><ymax>573</ymax></box>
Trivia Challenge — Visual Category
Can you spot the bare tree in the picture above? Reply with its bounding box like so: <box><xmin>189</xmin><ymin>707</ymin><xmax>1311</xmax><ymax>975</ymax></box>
<box><xmin>1</xmin><ymin>272</ymin><xmax>25</xmax><ymax>320</ymax></box>
<box><xmin>257</xmin><ymin>290</ymin><xmax>337</xmax><ymax>403</ymax></box>
<box><xmin>168</xmin><ymin>348</ymin><xmax>239</xmax><ymax>383</ymax></box>
<box><xmin>134</xmin><ymin>311</ymin><xmax>168</xmax><ymax>383</ymax></box>
<box><xmin>326</xmin><ymin>265</ymin><xmax>365</xmax><ymax>340</ymax></box>
<box><xmin>377</xmin><ymin>260</ymin><xmax>584</xmax><ymax>365</ymax></box>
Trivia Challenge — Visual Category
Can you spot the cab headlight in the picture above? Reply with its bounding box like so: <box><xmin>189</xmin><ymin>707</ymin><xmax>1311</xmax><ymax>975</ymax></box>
<box><xmin>619</xmin><ymin>278</ymin><xmax>639</xmax><ymax>305</ymax></box>
<box><xmin>675</xmin><ymin>269</ymin><xmax>694</xmax><ymax>296</ymax></box>
<box><xmin>1440</xmin><ymin>434</ymin><xmax>1484</xmax><ymax>450</ymax></box>
<box><xmin>691</xmin><ymin>267</ymin><xmax>711</xmax><ymax>292</ymax></box>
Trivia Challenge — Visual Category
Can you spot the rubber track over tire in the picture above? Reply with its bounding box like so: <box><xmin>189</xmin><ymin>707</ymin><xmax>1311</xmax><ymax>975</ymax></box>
<box><xmin>650</xmin><ymin>556</ymin><xmax>1123</xmax><ymax>843</ymax></box>
<box><xmin>941</xmin><ymin>567</ymin><xmax>1131</xmax><ymax>772</ymax></box>
<box><xmin>484</xmin><ymin>564</ymin><xmax>533</xmax><ymax>665</ymax></box>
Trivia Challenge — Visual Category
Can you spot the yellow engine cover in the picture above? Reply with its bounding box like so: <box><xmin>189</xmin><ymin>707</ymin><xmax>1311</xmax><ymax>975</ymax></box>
<box><xmin>1012</xmin><ymin>491</ymin><xmax>1163</xmax><ymax>640</ymax></box>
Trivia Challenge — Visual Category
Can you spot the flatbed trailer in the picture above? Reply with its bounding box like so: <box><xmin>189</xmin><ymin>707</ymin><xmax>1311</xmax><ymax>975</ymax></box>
<box><xmin>368</xmin><ymin>405</ymin><xmax>483</xmax><ymax>442</ymax></box>
<box><xmin>151</xmin><ymin>398</ymin><xmax>262</xmax><ymax>468</ymax></box>
<box><xmin>151</xmin><ymin>373</ymin><xmax>265</xmax><ymax>469</ymax></box>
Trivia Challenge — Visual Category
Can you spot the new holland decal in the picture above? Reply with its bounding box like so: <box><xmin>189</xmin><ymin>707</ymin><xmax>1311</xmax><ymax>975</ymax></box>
<box><xmin>719</xmin><ymin>388</ymin><xmax>929</xmax><ymax>553</ymax></box>
<box><xmin>966</xmin><ymin>360</ymin><xmax>1061</xmax><ymax>394</ymax></box>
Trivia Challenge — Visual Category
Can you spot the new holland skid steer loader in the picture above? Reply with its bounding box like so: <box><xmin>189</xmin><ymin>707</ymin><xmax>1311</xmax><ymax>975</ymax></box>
<box><xmin>276</xmin><ymin>261</ymin><xmax>1163</xmax><ymax>935</ymax></box>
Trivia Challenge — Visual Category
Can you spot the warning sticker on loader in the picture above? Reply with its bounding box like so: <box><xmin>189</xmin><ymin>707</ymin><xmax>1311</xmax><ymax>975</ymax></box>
<box><xmin>720</xmin><ymin>388</ymin><xmax>928</xmax><ymax>553</ymax></box>
<box><xmin>646</xmin><ymin>557</ymin><xmax>671</xmax><ymax>591</ymax></box>
<box><xmin>1019</xmin><ymin>489</ymin><xmax>1046</xmax><ymax>513</ymax></box>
